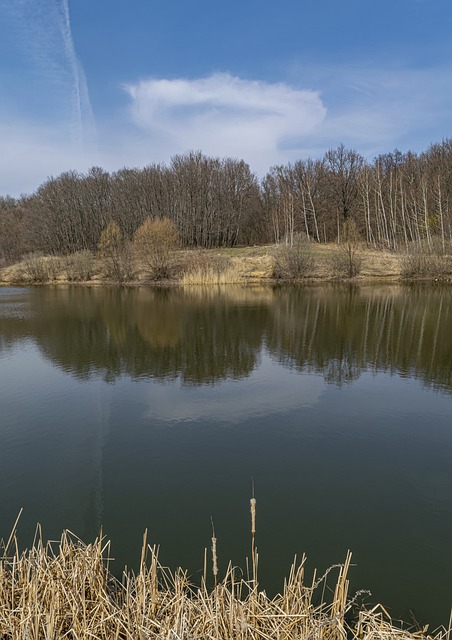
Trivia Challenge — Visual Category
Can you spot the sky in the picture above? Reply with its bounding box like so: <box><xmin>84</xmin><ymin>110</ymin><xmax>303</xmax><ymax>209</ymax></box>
<box><xmin>0</xmin><ymin>0</ymin><xmax>451</xmax><ymax>196</ymax></box>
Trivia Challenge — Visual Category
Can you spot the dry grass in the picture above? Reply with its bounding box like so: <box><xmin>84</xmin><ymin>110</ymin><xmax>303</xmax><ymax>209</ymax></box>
<box><xmin>181</xmin><ymin>250</ymin><xmax>243</xmax><ymax>285</ymax></box>
<box><xmin>0</xmin><ymin>253</ymin><xmax>100</xmax><ymax>285</ymax></box>
<box><xmin>0</xmin><ymin>510</ymin><xmax>446</xmax><ymax>640</ymax></box>
<box><xmin>182</xmin><ymin>265</ymin><xmax>242</xmax><ymax>285</ymax></box>
<box><xmin>0</xmin><ymin>244</ymin><xmax>447</xmax><ymax>286</ymax></box>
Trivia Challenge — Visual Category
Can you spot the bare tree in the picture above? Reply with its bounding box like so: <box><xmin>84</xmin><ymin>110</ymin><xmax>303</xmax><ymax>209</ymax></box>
<box><xmin>324</xmin><ymin>145</ymin><xmax>365</xmax><ymax>240</ymax></box>
<box><xmin>0</xmin><ymin>197</ymin><xmax>28</xmax><ymax>264</ymax></box>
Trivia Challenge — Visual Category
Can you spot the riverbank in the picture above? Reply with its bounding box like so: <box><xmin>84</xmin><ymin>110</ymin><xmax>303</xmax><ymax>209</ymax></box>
<box><xmin>0</xmin><ymin>525</ymin><xmax>445</xmax><ymax>640</ymax></box>
<box><xmin>0</xmin><ymin>243</ymin><xmax>442</xmax><ymax>286</ymax></box>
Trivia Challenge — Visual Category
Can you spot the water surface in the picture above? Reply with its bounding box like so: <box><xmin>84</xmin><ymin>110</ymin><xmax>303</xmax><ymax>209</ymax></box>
<box><xmin>1</xmin><ymin>284</ymin><xmax>451</xmax><ymax>628</ymax></box>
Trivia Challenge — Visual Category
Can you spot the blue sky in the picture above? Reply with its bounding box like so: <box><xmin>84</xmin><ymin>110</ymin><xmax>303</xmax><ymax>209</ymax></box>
<box><xmin>0</xmin><ymin>0</ymin><xmax>451</xmax><ymax>196</ymax></box>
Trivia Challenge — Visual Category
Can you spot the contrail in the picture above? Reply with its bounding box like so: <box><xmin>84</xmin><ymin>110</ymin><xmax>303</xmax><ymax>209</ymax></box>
<box><xmin>0</xmin><ymin>0</ymin><xmax>96</xmax><ymax>148</ymax></box>
<box><xmin>58</xmin><ymin>0</ymin><xmax>95</xmax><ymax>146</ymax></box>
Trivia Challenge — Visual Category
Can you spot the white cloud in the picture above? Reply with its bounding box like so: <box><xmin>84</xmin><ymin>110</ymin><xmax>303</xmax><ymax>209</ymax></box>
<box><xmin>124</xmin><ymin>74</ymin><xmax>327</xmax><ymax>173</ymax></box>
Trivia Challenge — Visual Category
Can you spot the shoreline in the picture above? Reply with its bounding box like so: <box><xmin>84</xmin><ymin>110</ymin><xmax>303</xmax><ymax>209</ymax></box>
<box><xmin>1</xmin><ymin>243</ymin><xmax>451</xmax><ymax>287</ymax></box>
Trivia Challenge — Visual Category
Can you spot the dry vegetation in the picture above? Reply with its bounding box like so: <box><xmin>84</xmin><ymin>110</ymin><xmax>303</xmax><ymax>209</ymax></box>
<box><xmin>1</xmin><ymin>212</ymin><xmax>451</xmax><ymax>286</ymax></box>
<box><xmin>0</xmin><ymin>506</ymin><xmax>445</xmax><ymax>640</ymax></box>
<box><xmin>399</xmin><ymin>243</ymin><xmax>452</xmax><ymax>280</ymax></box>
<box><xmin>181</xmin><ymin>250</ymin><xmax>241</xmax><ymax>285</ymax></box>
<box><xmin>272</xmin><ymin>237</ymin><xmax>316</xmax><ymax>280</ymax></box>
<box><xmin>1</xmin><ymin>240</ymin><xmax>452</xmax><ymax>286</ymax></box>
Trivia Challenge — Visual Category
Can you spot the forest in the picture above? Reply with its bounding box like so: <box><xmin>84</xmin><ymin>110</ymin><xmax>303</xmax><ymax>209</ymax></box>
<box><xmin>1</xmin><ymin>139</ymin><xmax>452</xmax><ymax>266</ymax></box>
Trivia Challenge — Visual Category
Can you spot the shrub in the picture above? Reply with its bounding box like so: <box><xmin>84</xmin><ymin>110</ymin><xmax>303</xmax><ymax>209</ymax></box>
<box><xmin>63</xmin><ymin>251</ymin><xmax>95</xmax><ymax>281</ymax></box>
<box><xmin>20</xmin><ymin>254</ymin><xmax>62</xmax><ymax>283</ymax></box>
<box><xmin>273</xmin><ymin>237</ymin><xmax>315</xmax><ymax>280</ymax></box>
<box><xmin>332</xmin><ymin>219</ymin><xmax>362</xmax><ymax>278</ymax></box>
<box><xmin>331</xmin><ymin>245</ymin><xmax>362</xmax><ymax>278</ymax></box>
<box><xmin>98</xmin><ymin>222</ymin><xmax>134</xmax><ymax>282</ymax></box>
<box><xmin>133</xmin><ymin>217</ymin><xmax>180</xmax><ymax>280</ymax></box>
<box><xmin>400</xmin><ymin>246</ymin><xmax>452</xmax><ymax>279</ymax></box>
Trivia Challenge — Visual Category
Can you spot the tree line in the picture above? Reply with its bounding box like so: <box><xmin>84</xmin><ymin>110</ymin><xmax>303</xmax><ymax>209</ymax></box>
<box><xmin>1</xmin><ymin>140</ymin><xmax>452</xmax><ymax>265</ymax></box>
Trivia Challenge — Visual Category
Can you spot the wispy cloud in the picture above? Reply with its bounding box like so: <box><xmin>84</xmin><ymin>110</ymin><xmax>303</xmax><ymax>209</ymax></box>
<box><xmin>57</xmin><ymin>0</ymin><xmax>95</xmax><ymax>146</ymax></box>
<box><xmin>0</xmin><ymin>0</ymin><xmax>96</xmax><ymax>194</ymax></box>
<box><xmin>0</xmin><ymin>0</ymin><xmax>94</xmax><ymax>138</ymax></box>
<box><xmin>124</xmin><ymin>74</ymin><xmax>327</xmax><ymax>174</ymax></box>
<box><xmin>289</xmin><ymin>62</ymin><xmax>452</xmax><ymax>159</ymax></box>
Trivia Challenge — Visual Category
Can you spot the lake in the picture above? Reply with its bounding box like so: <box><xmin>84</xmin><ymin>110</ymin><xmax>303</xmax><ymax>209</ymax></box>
<box><xmin>1</xmin><ymin>283</ymin><xmax>451</xmax><ymax>629</ymax></box>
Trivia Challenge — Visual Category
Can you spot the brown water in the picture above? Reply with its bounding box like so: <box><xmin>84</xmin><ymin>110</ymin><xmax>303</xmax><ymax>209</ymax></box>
<box><xmin>1</xmin><ymin>283</ymin><xmax>451</xmax><ymax>628</ymax></box>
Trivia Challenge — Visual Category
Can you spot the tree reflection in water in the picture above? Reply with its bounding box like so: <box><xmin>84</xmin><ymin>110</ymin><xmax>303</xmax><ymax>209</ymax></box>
<box><xmin>1</xmin><ymin>284</ymin><xmax>450</xmax><ymax>393</ymax></box>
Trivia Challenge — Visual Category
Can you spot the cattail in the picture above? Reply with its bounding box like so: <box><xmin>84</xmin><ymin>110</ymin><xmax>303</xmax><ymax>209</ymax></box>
<box><xmin>211</xmin><ymin>517</ymin><xmax>218</xmax><ymax>583</ymax></box>
<box><xmin>250</xmin><ymin>497</ymin><xmax>256</xmax><ymax>535</ymax></box>
<box><xmin>250</xmin><ymin>496</ymin><xmax>257</xmax><ymax>588</ymax></box>
<box><xmin>211</xmin><ymin>535</ymin><xmax>218</xmax><ymax>579</ymax></box>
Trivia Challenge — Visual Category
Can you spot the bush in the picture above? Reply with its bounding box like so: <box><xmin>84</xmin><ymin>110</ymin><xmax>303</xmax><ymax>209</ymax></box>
<box><xmin>273</xmin><ymin>238</ymin><xmax>315</xmax><ymax>280</ymax></box>
<box><xmin>332</xmin><ymin>219</ymin><xmax>362</xmax><ymax>278</ymax></box>
<box><xmin>63</xmin><ymin>251</ymin><xmax>95</xmax><ymax>281</ymax></box>
<box><xmin>133</xmin><ymin>218</ymin><xmax>180</xmax><ymax>280</ymax></box>
<box><xmin>98</xmin><ymin>222</ymin><xmax>134</xmax><ymax>282</ymax></box>
<box><xmin>400</xmin><ymin>247</ymin><xmax>452</xmax><ymax>279</ymax></box>
<box><xmin>331</xmin><ymin>245</ymin><xmax>362</xmax><ymax>278</ymax></box>
<box><xmin>20</xmin><ymin>254</ymin><xmax>62</xmax><ymax>283</ymax></box>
